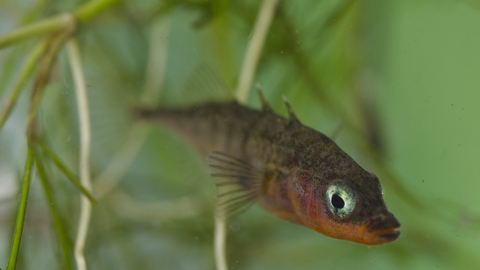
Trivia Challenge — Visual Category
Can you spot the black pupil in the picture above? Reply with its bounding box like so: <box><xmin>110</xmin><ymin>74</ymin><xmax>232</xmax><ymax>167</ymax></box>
<box><xmin>332</xmin><ymin>194</ymin><xmax>345</xmax><ymax>209</ymax></box>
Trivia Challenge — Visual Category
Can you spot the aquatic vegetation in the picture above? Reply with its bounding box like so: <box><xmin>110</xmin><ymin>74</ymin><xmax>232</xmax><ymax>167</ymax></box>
<box><xmin>0</xmin><ymin>0</ymin><xmax>479</xmax><ymax>269</ymax></box>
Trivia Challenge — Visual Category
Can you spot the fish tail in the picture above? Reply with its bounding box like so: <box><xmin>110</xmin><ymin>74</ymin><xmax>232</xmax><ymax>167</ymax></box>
<box><xmin>133</xmin><ymin>107</ymin><xmax>186</xmax><ymax>128</ymax></box>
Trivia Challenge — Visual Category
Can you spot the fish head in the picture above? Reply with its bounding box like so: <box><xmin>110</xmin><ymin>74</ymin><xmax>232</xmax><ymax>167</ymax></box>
<box><xmin>317</xmin><ymin>174</ymin><xmax>400</xmax><ymax>245</ymax></box>
<box><xmin>289</xmin><ymin>150</ymin><xmax>400</xmax><ymax>245</ymax></box>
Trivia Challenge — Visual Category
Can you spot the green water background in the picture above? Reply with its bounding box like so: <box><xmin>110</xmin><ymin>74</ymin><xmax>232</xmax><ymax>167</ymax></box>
<box><xmin>0</xmin><ymin>0</ymin><xmax>479</xmax><ymax>269</ymax></box>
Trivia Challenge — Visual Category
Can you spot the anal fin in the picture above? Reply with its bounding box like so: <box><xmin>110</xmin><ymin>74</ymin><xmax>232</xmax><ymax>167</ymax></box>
<box><xmin>207</xmin><ymin>151</ymin><xmax>266</xmax><ymax>219</ymax></box>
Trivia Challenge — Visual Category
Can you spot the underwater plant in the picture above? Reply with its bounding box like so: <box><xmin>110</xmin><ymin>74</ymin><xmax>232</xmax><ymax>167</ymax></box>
<box><xmin>0</xmin><ymin>0</ymin><xmax>480</xmax><ymax>269</ymax></box>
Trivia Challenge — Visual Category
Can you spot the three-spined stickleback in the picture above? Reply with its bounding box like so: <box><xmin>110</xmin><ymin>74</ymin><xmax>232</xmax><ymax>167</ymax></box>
<box><xmin>139</xmin><ymin>93</ymin><xmax>400</xmax><ymax>245</ymax></box>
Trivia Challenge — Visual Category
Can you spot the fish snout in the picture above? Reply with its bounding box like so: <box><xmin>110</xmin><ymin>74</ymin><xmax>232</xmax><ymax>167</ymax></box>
<box><xmin>363</xmin><ymin>214</ymin><xmax>401</xmax><ymax>245</ymax></box>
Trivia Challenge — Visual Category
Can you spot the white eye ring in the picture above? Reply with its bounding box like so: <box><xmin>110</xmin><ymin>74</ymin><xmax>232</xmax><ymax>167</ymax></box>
<box><xmin>326</xmin><ymin>181</ymin><xmax>356</xmax><ymax>219</ymax></box>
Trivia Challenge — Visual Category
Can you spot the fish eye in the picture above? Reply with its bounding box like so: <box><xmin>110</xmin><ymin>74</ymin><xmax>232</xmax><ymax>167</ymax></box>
<box><xmin>326</xmin><ymin>181</ymin><xmax>356</xmax><ymax>219</ymax></box>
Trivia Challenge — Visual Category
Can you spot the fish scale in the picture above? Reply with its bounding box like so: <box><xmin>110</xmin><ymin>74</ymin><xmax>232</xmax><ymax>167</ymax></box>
<box><xmin>140</xmin><ymin>97</ymin><xmax>400</xmax><ymax>245</ymax></box>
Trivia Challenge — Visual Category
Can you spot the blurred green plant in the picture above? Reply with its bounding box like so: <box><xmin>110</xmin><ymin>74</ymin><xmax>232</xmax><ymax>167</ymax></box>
<box><xmin>0</xmin><ymin>0</ymin><xmax>479</xmax><ymax>269</ymax></box>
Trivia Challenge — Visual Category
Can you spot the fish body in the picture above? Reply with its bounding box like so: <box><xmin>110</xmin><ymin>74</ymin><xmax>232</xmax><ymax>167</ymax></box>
<box><xmin>140</xmin><ymin>100</ymin><xmax>400</xmax><ymax>245</ymax></box>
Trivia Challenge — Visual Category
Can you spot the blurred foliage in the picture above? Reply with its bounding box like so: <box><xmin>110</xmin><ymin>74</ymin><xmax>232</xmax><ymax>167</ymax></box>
<box><xmin>0</xmin><ymin>0</ymin><xmax>480</xmax><ymax>269</ymax></box>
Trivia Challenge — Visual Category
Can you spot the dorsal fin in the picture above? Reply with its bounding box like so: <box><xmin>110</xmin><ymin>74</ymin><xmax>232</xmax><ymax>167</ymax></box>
<box><xmin>282</xmin><ymin>95</ymin><xmax>299</xmax><ymax>122</ymax></box>
<box><xmin>178</xmin><ymin>66</ymin><xmax>234</xmax><ymax>107</ymax></box>
<box><xmin>329</xmin><ymin>123</ymin><xmax>343</xmax><ymax>140</ymax></box>
<box><xmin>255</xmin><ymin>84</ymin><xmax>272</xmax><ymax>111</ymax></box>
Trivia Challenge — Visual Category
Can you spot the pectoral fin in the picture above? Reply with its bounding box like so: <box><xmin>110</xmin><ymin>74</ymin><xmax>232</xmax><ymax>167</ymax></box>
<box><xmin>207</xmin><ymin>151</ymin><xmax>266</xmax><ymax>218</ymax></box>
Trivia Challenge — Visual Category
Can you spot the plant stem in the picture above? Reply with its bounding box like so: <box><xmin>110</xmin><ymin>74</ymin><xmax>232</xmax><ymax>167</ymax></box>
<box><xmin>73</xmin><ymin>0</ymin><xmax>122</xmax><ymax>24</ymax></box>
<box><xmin>212</xmin><ymin>2</ymin><xmax>280</xmax><ymax>269</ymax></box>
<box><xmin>95</xmin><ymin>14</ymin><xmax>171</xmax><ymax>198</ymax></box>
<box><xmin>140</xmin><ymin>17</ymin><xmax>170</xmax><ymax>107</ymax></box>
<box><xmin>0</xmin><ymin>0</ymin><xmax>122</xmax><ymax>50</ymax></box>
<box><xmin>6</xmin><ymin>145</ymin><xmax>33</xmax><ymax>270</ymax></box>
<box><xmin>93</xmin><ymin>124</ymin><xmax>148</xmax><ymax>199</ymax></box>
<box><xmin>34</xmin><ymin>151</ymin><xmax>73</xmax><ymax>270</ymax></box>
<box><xmin>0</xmin><ymin>40</ymin><xmax>48</xmax><ymax>132</ymax></box>
<box><xmin>214</xmin><ymin>209</ymin><xmax>227</xmax><ymax>270</ymax></box>
<box><xmin>0</xmin><ymin>14</ymin><xmax>73</xmax><ymax>50</ymax></box>
<box><xmin>39</xmin><ymin>142</ymin><xmax>97</xmax><ymax>204</ymax></box>
<box><xmin>235</xmin><ymin>0</ymin><xmax>278</xmax><ymax>103</ymax></box>
<box><xmin>27</xmin><ymin>30</ymin><xmax>72</xmax><ymax>137</ymax></box>
<box><xmin>213</xmin><ymin>2</ymin><xmax>279</xmax><ymax>269</ymax></box>
<box><xmin>67</xmin><ymin>38</ymin><xmax>92</xmax><ymax>270</ymax></box>
<box><xmin>110</xmin><ymin>190</ymin><xmax>205</xmax><ymax>222</ymax></box>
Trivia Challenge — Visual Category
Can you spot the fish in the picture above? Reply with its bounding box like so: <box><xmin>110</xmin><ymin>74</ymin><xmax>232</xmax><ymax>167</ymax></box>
<box><xmin>138</xmin><ymin>76</ymin><xmax>400</xmax><ymax>245</ymax></box>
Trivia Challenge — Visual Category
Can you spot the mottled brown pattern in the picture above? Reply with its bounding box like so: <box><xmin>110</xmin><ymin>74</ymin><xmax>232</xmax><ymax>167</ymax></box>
<box><xmin>140</xmin><ymin>101</ymin><xmax>400</xmax><ymax>245</ymax></box>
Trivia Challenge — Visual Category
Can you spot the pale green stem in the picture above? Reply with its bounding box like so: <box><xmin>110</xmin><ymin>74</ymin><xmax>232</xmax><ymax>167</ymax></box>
<box><xmin>73</xmin><ymin>0</ymin><xmax>122</xmax><ymax>23</ymax></box>
<box><xmin>27</xmin><ymin>31</ymin><xmax>73</xmax><ymax>134</ymax></box>
<box><xmin>39</xmin><ymin>142</ymin><xmax>97</xmax><ymax>204</ymax></box>
<box><xmin>235</xmin><ymin>0</ymin><xmax>279</xmax><ymax>103</ymax></box>
<box><xmin>110</xmin><ymin>190</ymin><xmax>205</xmax><ymax>223</ymax></box>
<box><xmin>216</xmin><ymin>1</ymin><xmax>279</xmax><ymax>269</ymax></box>
<box><xmin>94</xmin><ymin>14</ymin><xmax>171</xmax><ymax>197</ymax></box>
<box><xmin>66</xmin><ymin>38</ymin><xmax>92</xmax><ymax>270</ymax></box>
<box><xmin>0</xmin><ymin>0</ymin><xmax>122</xmax><ymax>50</ymax></box>
<box><xmin>93</xmin><ymin>124</ymin><xmax>148</xmax><ymax>199</ymax></box>
<box><xmin>0</xmin><ymin>14</ymin><xmax>73</xmax><ymax>50</ymax></box>
<box><xmin>34</xmin><ymin>152</ymin><xmax>73</xmax><ymax>270</ymax></box>
<box><xmin>214</xmin><ymin>209</ymin><xmax>228</xmax><ymax>270</ymax></box>
<box><xmin>6</xmin><ymin>145</ymin><xmax>33</xmax><ymax>270</ymax></box>
<box><xmin>140</xmin><ymin>17</ymin><xmax>170</xmax><ymax>107</ymax></box>
<box><xmin>0</xmin><ymin>40</ymin><xmax>48</xmax><ymax>131</ymax></box>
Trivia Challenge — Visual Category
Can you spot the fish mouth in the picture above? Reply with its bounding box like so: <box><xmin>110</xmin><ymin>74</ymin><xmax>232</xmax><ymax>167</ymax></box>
<box><xmin>363</xmin><ymin>214</ymin><xmax>401</xmax><ymax>245</ymax></box>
